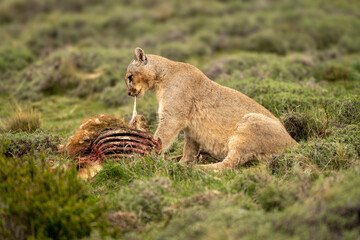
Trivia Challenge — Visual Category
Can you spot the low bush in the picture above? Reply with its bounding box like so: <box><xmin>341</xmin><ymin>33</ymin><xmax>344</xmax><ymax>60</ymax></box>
<box><xmin>26</xmin><ymin>16</ymin><xmax>100</xmax><ymax>56</ymax></box>
<box><xmin>204</xmin><ymin>54</ymin><xmax>316</xmax><ymax>82</ymax></box>
<box><xmin>121</xmin><ymin>177</ymin><xmax>174</xmax><ymax>222</ymax></box>
<box><xmin>222</xmin><ymin>78</ymin><xmax>327</xmax><ymax>116</ymax></box>
<box><xmin>0</xmin><ymin>47</ymin><xmax>34</xmax><ymax>75</ymax></box>
<box><xmin>242</xmin><ymin>31</ymin><xmax>287</xmax><ymax>55</ymax></box>
<box><xmin>158</xmin><ymin>42</ymin><xmax>191</xmax><ymax>62</ymax></box>
<box><xmin>15</xmin><ymin>48</ymin><xmax>129</xmax><ymax>100</ymax></box>
<box><xmin>255</xmin><ymin>181</ymin><xmax>298</xmax><ymax>212</ymax></box>
<box><xmin>270</xmin><ymin>167</ymin><xmax>360</xmax><ymax>240</ymax></box>
<box><xmin>269</xmin><ymin>139</ymin><xmax>358</xmax><ymax>175</ymax></box>
<box><xmin>327</xmin><ymin>124</ymin><xmax>360</xmax><ymax>156</ymax></box>
<box><xmin>314</xmin><ymin>62</ymin><xmax>353</xmax><ymax>82</ymax></box>
<box><xmin>329</xmin><ymin>96</ymin><xmax>360</xmax><ymax>125</ymax></box>
<box><xmin>100</xmin><ymin>82</ymin><xmax>130</xmax><ymax>107</ymax></box>
<box><xmin>0</xmin><ymin>130</ymin><xmax>62</xmax><ymax>157</ymax></box>
<box><xmin>0</xmin><ymin>154</ymin><xmax>106</xmax><ymax>240</ymax></box>
<box><xmin>339</xmin><ymin>35</ymin><xmax>360</xmax><ymax>54</ymax></box>
<box><xmin>0</xmin><ymin>0</ymin><xmax>102</xmax><ymax>24</ymax></box>
<box><xmin>280</xmin><ymin>109</ymin><xmax>329</xmax><ymax>141</ymax></box>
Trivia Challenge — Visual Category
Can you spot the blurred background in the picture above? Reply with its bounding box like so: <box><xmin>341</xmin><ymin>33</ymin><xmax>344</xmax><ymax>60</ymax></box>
<box><xmin>0</xmin><ymin>0</ymin><xmax>359</xmax><ymax>136</ymax></box>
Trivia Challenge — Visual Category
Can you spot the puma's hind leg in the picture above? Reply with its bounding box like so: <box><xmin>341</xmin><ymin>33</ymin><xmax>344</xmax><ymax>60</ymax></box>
<box><xmin>197</xmin><ymin>113</ymin><xmax>296</xmax><ymax>170</ymax></box>
<box><xmin>179</xmin><ymin>131</ymin><xmax>200</xmax><ymax>165</ymax></box>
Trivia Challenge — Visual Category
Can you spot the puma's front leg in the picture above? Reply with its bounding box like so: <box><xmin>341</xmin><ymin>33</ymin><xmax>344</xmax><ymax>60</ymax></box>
<box><xmin>154</xmin><ymin>118</ymin><xmax>186</xmax><ymax>153</ymax></box>
<box><xmin>154</xmin><ymin>93</ymin><xmax>192</xmax><ymax>154</ymax></box>
<box><xmin>179</xmin><ymin>132</ymin><xmax>199</xmax><ymax>164</ymax></box>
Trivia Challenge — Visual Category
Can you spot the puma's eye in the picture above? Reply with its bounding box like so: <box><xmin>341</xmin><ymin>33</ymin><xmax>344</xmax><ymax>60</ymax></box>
<box><xmin>128</xmin><ymin>75</ymin><xmax>133</xmax><ymax>83</ymax></box>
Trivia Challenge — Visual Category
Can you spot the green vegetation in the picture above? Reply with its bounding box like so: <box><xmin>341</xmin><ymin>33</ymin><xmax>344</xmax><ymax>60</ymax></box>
<box><xmin>0</xmin><ymin>154</ymin><xmax>106</xmax><ymax>239</ymax></box>
<box><xmin>1</xmin><ymin>105</ymin><xmax>41</xmax><ymax>133</ymax></box>
<box><xmin>0</xmin><ymin>0</ymin><xmax>359</xmax><ymax>239</ymax></box>
<box><xmin>1</xmin><ymin>130</ymin><xmax>61</xmax><ymax>157</ymax></box>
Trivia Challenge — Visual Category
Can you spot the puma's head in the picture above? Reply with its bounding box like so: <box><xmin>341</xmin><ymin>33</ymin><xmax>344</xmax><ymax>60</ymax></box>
<box><xmin>125</xmin><ymin>47</ymin><xmax>156</xmax><ymax>98</ymax></box>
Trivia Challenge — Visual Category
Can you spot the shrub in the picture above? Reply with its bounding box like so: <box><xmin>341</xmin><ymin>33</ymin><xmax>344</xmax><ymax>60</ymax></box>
<box><xmin>0</xmin><ymin>130</ymin><xmax>62</xmax><ymax>157</ymax></box>
<box><xmin>269</xmin><ymin>139</ymin><xmax>357</xmax><ymax>175</ymax></box>
<box><xmin>0</xmin><ymin>154</ymin><xmax>105</xmax><ymax>239</ymax></box>
<box><xmin>229</xmin><ymin>166</ymin><xmax>272</xmax><ymax>197</ymax></box>
<box><xmin>158</xmin><ymin>42</ymin><xmax>191</xmax><ymax>62</ymax></box>
<box><xmin>0</xmin><ymin>47</ymin><xmax>34</xmax><ymax>74</ymax></box>
<box><xmin>327</xmin><ymin>124</ymin><xmax>360</xmax><ymax>156</ymax></box>
<box><xmin>284</xmin><ymin>33</ymin><xmax>316</xmax><ymax>52</ymax></box>
<box><xmin>119</xmin><ymin>177</ymin><xmax>174</xmax><ymax>222</ymax></box>
<box><xmin>281</xmin><ymin>111</ymin><xmax>313</xmax><ymax>141</ymax></box>
<box><xmin>26</xmin><ymin>16</ymin><xmax>100</xmax><ymax>55</ymax></box>
<box><xmin>16</xmin><ymin>48</ymin><xmax>128</xmax><ymax>100</ymax></box>
<box><xmin>301</xmin><ymin>18</ymin><xmax>344</xmax><ymax>50</ymax></box>
<box><xmin>242</xmin><ymin>31</ymin><xmax>287</xmax><ymax>55</ymax></box>
<box><xmin>182</xmin><ymin>191</ymin><xmax>220</xmax><ymax>208</ymax></box>
<box><xmin>280</xmin><ymin>109</ymin><xmax>329</xmax><ymax>141</ymax></box>
<box><xmin>101</xmin><ymin>82</ymin><xmax>130</xmax><ymax>107</ymax></box>
<box><xmin>156</xmin><ymin>201</ymin><xmax>255</xmax><ymax>240</ymax></box>
<box><xmin>0</xmin><ymin>0</ymin><xmax>102</xmax><ymax>23</ymax></box>
<box><xmin>271</xmin><ymin>167</ymin><xmax>360</xmax><ymax>240</ymax></box>
<box><xmin>106</xmin><ymin>211</ymin><xmax>137</xmax><ymax>233</ymax></box>
<box><xmin>204</xmin><ymin>54</ymin><xmax>316</xmax><ymax>82</ymax></box>
<box><xmin>314</xmin><ymin>62</ymin><xmax>353</xmax><ymax>82</ymax></box>
<box><xmin>330</xmin><ymin>96</ymin><xmax>360</xmax><ymax>125</ymax></box>
<box><xmin>339</xmin><ymin>35</ymin><xmax>360</xmax><ymax>54</ymax></box>
<box><xmin>255</xmin><ymin>182</ymin><xmax>298</xmax><ymax>212</ymax></box>
<box><xmin>194</xmin><ymin>29</ymin><xmax>232</xmax><ymax>52</ymax></box>
<box><xmin>224</xmin><ymin>78</ymin><xmax>327</xmax><ymax>116</ymax></box>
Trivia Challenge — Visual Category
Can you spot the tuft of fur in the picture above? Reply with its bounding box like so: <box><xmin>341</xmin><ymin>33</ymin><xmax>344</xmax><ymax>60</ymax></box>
<box><xmin>124</xmin><ymin>48</ymin><xmax>297</xmax><ymax>170</ymax></box>
<box><xmin>64</xmin><ymin>114</ymin><xmax>148</xmax><ymax>158</ymax></box>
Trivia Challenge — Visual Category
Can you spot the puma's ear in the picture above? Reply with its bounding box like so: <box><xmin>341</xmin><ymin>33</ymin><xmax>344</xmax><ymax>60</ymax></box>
<box><xmin>134</xmin><ymin>47</ymin><xmax>147</xmax><ymax>64</ymax></box>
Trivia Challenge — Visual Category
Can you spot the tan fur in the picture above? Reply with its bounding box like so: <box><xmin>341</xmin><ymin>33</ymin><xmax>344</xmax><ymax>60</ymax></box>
<box><xmin>125</xmin><ymin>48</ymin><xmax>297</xmax><ymax>170</ymax></box>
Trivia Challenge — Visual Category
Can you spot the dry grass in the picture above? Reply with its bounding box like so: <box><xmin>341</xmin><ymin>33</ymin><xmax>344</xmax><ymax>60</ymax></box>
<box><xmin>5</xmin><ymin>105</ymin><xmax>41</xmax><ymax>133</ymax></box>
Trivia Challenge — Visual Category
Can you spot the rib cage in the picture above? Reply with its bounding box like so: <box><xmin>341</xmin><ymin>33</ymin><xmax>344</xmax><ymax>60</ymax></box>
<box><xmin>91</xmin><ymin>128</ymin><xmax>161</xmax><ymax>160</ymax></box>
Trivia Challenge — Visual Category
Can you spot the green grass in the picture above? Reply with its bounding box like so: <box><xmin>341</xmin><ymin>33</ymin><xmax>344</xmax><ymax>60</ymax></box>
<box><xmin>0</xmin><ymin>0</ymin><xmax>360</xmax><ymax>239</ymax></box>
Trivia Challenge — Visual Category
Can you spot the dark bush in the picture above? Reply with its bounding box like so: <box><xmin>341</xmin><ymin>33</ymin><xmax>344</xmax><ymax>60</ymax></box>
<box><xmin>314</xmin><ymin>62</ymin><xmax>353</xmax><ymax>82</ymax></box>
<box><xmin>0</xmin><ymin>47</ymin><xmax>34</xmax><ymax>74</ymax></box>
<box><xmin>0</xmin><ymin>130</ymin><xmax>62</xmax><ymax>157</ymax></box>
<box><xmin>121</xmin><ymin>177</ymin><xmax>174</xmax><ymax>222</ymax></box>
<box><xmin>339</xmin><ymin>35</ymin><xmax>360</xmax><ymax>54</ymax></box>
<box><xmin>158</xmin><ymin>42</ymin><xmax>191</xmax><ymax>62</ymax></box>
<box><xmin>302</xmin><ymin>19</ymin><xmax>344</xmax><ymax>50</ymax></box>
<box><xmin>242</xmin><ymin>31</ymin><xmax>287</xmax><ymax>55</ymax></box>
<box><xmin>26</xmin><ymin>17</ymin><xmax>99</xmax><ymax>56</ymax></box>
<box><xmin>226</xmin><ymin>79</ymin><xmax>326</xmax><ymax>115</ymax></box>
<box><xmin>271</xmin><ymin>167</ymin><xmax>360</xmax><ymax>239</ymax></box>
<box><xmin>255</xmin><ymin>182</ymin><xmax>298</xmax><ymax>211</ymax></box>
<box><xmin>101</xmin><ymin>82</ymin><xmax>130</xmax><ymax>107</ymax></box>
<box><xmin>0</xmin><ymin>155</ymin><xmax>105</xmax><ymax>239</ymax></box>
<box><xmin>15</xmin><ymin>48</ymin><xmax>128</xmax><ymax>100</ymax></box>
<box><xmin>0</xmin><ymin>0</ymin><xmax>102</xmax><ymax>23</ymax></box>
<box><xmin>280</xmin><ymin>109</ymin><xmax>329</xmax><ymax>141</ymax></box>
<box><xmin>281</xmin><ymin>111</ymin><xmax>310</xmax><ymax>141</ymax></box>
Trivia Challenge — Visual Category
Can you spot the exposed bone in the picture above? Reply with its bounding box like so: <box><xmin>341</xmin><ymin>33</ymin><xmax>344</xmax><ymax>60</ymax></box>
<box><xmin>89</xmin><ymin>128</ymin><xmax>161</xmax><ymax>161</ymax></box>
<box><xmin>129</xmin><ymin>97</ymin><xmax>137</xmax><ymax>126</ymax></box>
